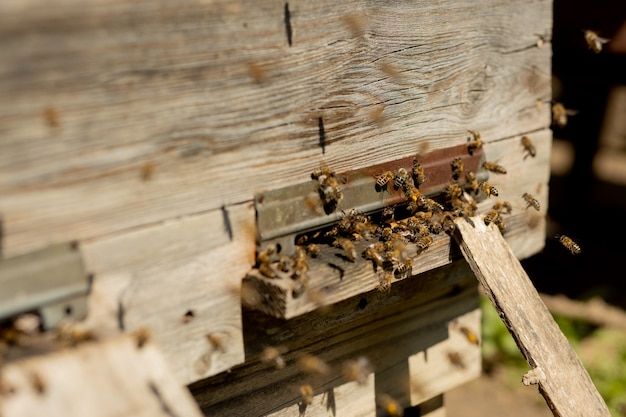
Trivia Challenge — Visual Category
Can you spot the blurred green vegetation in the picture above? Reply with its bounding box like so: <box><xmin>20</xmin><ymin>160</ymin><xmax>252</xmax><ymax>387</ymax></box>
<box><xmin>479</xmin><ymin>295</ymin><xmax>626</xmax><ymax>416</ymax></box>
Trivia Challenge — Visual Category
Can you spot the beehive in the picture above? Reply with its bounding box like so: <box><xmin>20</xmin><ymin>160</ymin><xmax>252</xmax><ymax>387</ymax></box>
<box><xmin>0</xmin><ymin>0</ymin><xmax>553</xmax><ymax>415</ymax></box>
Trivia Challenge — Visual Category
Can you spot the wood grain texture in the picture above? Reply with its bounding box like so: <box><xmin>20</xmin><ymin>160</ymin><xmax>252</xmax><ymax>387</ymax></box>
<box><xmin>266</xmin><ymin>375</ymin><xmax>376</xmax><ymax>417</ymax></box>
<box><xmin>0</xmin><ymin>335</ymin><xmax>204</xmax><ymax>417</ymax></box>
<box><xmin>453</xmin><ymin>216</ymin><xmax>610</xmax><ymax>417</ymax></box>
<box><xmin>409</xmin><ymin>309</ymin><xmax>482</xmax><ymax>405</ymax></box>
<box><xmin>81</xmin><ymin>203</ymin><xmax>255</xmax><ymax>384</ymax></box>
<box><xmin>190</xmin><ymin>261</ymin><xmax>480</xmax><ymax>416</ymax></box>
<box><xmin>244</xmin><ymin>130</ymin><xmax>552</xmax><ymax>318</ymax></box>
<box><xmin>0</xmin><ymin>0</ymin><xmax>552</xmax><ymax>256</ymax></box>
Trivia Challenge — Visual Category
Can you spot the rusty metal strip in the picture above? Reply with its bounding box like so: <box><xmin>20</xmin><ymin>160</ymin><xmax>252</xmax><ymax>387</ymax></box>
<box><xmin>255</xmin><ymin>144</ymin><xmax>486</xmax><ymax>254</ymax></box>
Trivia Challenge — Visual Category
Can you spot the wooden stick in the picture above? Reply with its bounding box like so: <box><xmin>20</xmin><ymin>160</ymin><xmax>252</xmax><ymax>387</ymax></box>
<box><xmin>453</xmin><ymin>217</ymin><xmax>610</xmax><ymax>417</ymax></box>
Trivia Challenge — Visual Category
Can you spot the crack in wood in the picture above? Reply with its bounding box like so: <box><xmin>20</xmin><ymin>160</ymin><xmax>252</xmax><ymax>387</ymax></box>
<box><xmin>318</xmin><ymin>117</ymin><xmax>326</xmax><ymax>155</ymax></box>
<box><xmin>284</xmin><ymin>3</ymin><xmax>293</xmax><ymax>47</ymax></box>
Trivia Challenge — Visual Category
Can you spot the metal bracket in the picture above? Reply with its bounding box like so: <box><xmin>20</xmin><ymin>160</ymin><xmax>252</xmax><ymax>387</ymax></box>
<box><xmin>255</xmin><ymin>144</ymin><xmax>487</xmax><ymax>254</ymax></box>
<box><xmin>0</xmin><ymin>242</ymin><xmax>91</xmax><ymax>329</ymax></box>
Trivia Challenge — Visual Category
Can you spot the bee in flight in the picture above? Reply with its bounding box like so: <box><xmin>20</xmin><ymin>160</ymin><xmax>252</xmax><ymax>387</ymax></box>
<box><xmin>376</xmin><ymin>170</ymin><xmax>395</xmax><ymax>190</ymax></box>
<box><xmin>556</xmin><ymin>234</ymin><xmax>581</xmax><ymax>255</ymax></box>
<box><xmin>467</xmin><ymin>130</ymin><xmax>483</xmax><ymax>155</ymax></box>
<box><xmin>521</xmin><ymin>136</ymin><xmax>536</xmax><ymax>159</ymax></box>
<box><xmin>522</xmin><ymin>192</ymin><xmax>540</xmax><ymax>211</ymax></box>
<box><xmin>479</xmin><ymin>181</ymin><xmax>498</xmax><ymax>197</ymax></box>
<box><xmin>482</xmin><ymin>161</ymin><xmax>507</xmax><ymax>175</ymax></box>
<box><xmin>583</xmin><ymin>29</ymin><xmax>610</xmax><ymax>53</ymax></box>
<box><xmin>412</xmin><ymin>158</ymin><xmax>427</xmax><ymax>187</ymax></box>
<box><xmin>450</xmin><ymin>157</ymin><xmax>464</xmax><ymax>180</ymax></box>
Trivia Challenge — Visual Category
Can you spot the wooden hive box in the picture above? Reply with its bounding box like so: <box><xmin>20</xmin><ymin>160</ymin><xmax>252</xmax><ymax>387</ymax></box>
<box><xmin>0</xmin><ymin>0</ymin><xmax>553</xmax><ymax>416</ymax></box>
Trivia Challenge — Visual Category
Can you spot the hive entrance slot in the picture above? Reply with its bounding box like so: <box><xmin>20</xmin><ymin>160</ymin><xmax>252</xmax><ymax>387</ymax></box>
<box><xmin>255</xmin><ymin>144</ymin><xmax>487</xmax><ymax>256</ymax></box>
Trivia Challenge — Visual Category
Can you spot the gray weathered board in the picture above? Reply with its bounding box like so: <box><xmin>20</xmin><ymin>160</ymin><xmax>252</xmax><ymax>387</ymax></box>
<box><xmin>453</xmin><ymin>217</ymin><xmax>611</xmax><ymax>417</ymax></box>
<box><xmin>0</xmin><ymin>0</ymin><xmax>552</xmax><ymax>393</ymax></box>
<box><xmin>0</xmin><ymin>334</ymin><xmax>205</xmax><ymax>417</ymax></box>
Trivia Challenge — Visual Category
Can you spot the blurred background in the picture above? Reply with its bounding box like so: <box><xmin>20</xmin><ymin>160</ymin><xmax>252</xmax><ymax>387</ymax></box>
<box><xmin>449</xmin><ymin>2</ymin><xmax>626</xmax><ymax>416</ymax></box>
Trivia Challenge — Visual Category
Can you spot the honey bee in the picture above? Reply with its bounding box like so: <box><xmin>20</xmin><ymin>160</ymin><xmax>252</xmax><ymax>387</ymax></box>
<box><xmin>483</xmin><ymin>209</ymin><xmax>500</xmax><ymax>226</ymax></box>
<box><xmin>30</xmin><ymin>372</ymin><xmax>46</xmax><ymax>395</ymax></box>
<box><xmin>404</xmin><ymin>184</ymin><xmax>427</xmax><ymax>208</ymax></box>
<box><xmin>376</xmin><ymin>170</ymin><xmax>395</xmax><ymax>190</ymax></box>
<box><xmin>441</xmin><ymin>212</ymin><xmax>457</xmax><ymax>233</ymax></box>
<box><xmin>140</xmin><ymin>162</ymin><xmax>155</xmax><ymax>181</ymax></box>
<box><xmin>292</xmin><ymin>275</ymin><xmax>309</xmax><ymax>298</ymax></box>
<box><xmin>43</xmin><ymin>105</ymin><xmax>60</xmax><ymax>128</ymax></box>
<box><xmin>467</xmin><ymin>130</ymin><xmax>483</xmax><ymax>155</ymax></box>
<box><xmin>584</xmin><ymin>29</ymin><xmax>609</xmax><ymax>53</ymax></box>
<box><xmin>415</xmin><ymin>235</ymin><xmax>433</xmax><ymax>252</ymax></box>
<box><xmin>482</xmin><ymin>161</ymin><xmax>507</xmax><ymax>175</ymax></box>
<box><xmin>257</xmin><ymin>244</ymin><xmax>279</xmax><ymax>278</ymax></box>
<box><xmin>377</xmin><ymin>393</ymin><xmax>404</xmax><ymax>417</ymax></box>
<box><xmin>521</xmin><ymin>136</ymin><xmax>536</xmax><ymax>159</ymax></box>
<box><xmin>306</xmin><ymin>243</ymin><xmax>321</xmax><ymax>258</ymax></box>
<box><xmin>458</xmin><ymin>326</ymin><xmax>480</xmax><ymax>346</ymax></box>
<box><xmin>378</xmin><ymin>271</ymin><xmax>394</xmax><ymax>293</ymax></box>
<box><xmin>341</xmin><ymin>356</ymin><xmax>373</xmax><ymax>385</ymax></box>
<box><xmin>494</xmin><ymin>215</ymin><xmax>506</xmax><ymax>234</ymax></box>
<box><xmin>429</xmin><ymin>218</ymin><xmax>443</xmax><ymax>234</ymax></box>
<box><xmin>277</xmin><ymin>255</ymin><xmax>294</xmax><ymax>273</ymax></box>
<box><xmin>300</xmin><ymin>384</ymin><xmax>314</xmax><ymax>405</ymax></box>
<box><xmin>384</xmin><ymin>239</ymin><xmax>406</xmax><ymax>263</ymax></box>
<box><xmin>333</xmin><ymin>237</ymin><xmax>357</xmax><ymax>262</ymax></box>
<box><xmin>292</xmin><ymin>255</ymin><xmax>309</xmax><ymax>279</ymax></box>
<box><xmin>479</xmin><ymin>181</ymin><xmax>498</xmax><ymax>197</ymax></box>
<box><xmin>412</xmin><ymin>159</ymin><xmax>427</xmax><ymax>187</ymax></box>
<box><xmin>247</xmin><ymin>61</ymin><xmax>268</xmax><ymax>84</ymax></box>
<box><xmin>55</xmin><ymin>321</ymin><xmax>96</xmax><ymax>347</ymax></box>
<box><xmin>380</xmin><ymin>206</ymin><xmax>395</xmax><ymax>224</ymax></box>
<box><xmin>464</xmin><ymin>172</ymin><xmax>479</xmax><ymax>194</ymax></box>
<box><xmin>425</xmin><ymin>198</ymin><xmax>445</xmax><ymax>213</ymax></box>
<box><xmin>133</xmin><ymin>327</ymin><xmax>151</xmax><ymax>349</ymax></box>
<box><xmin>206</xmin><ymin>333</ymin><xmax>227</xmax><ymax>353</ymax></box>
<box><xmin>552</xmin><ymin>102</ymin><xmax>578</xmax><ymax>128</ymax></box>
<box><xmin>312</xmin><ymin>162</ymin><xmax>343</xmax><ymax>212</ymax></box>
<box><xmin>395</xmin><ymin>258</ymin><xmax>413</xmax><ymax>276</ymax></box>
<box><xmin>394</xmin><ymin>167</ymin><xmax>410</xmax><ymax>190</ymax></box>
<box><xmin>556</xmin><ymin>234</ymin><xmax>581</xmax><ymax>255</ymax></box>
<box><xmin>521</xmin><ymin>192</ymin><xmax>540</xmax><ymax>211</ymax></box>
<box><xmin>445</xmin><ymin>180</ymin><xmax>463</xmax><ymax>201</ymax></box>
<box><xmin>492</xmin><ymin>200</ymin><xmax>513</xmax><ymax>214</ymax></box>
<box><xmin>298</xmin><ymin>353</ymin><xmax>331</xmax><ymax>376</ymax></box>
<box><xmin>260</xmin><ymin>345</ymin><xmax>288</xmax><ymax>369</ymax></box>
<box><xmin>450</xmin><ymin>157</ymin><xmax>464</xmax><ymax>180</ymax></box>
<box><xmin>363</xmin><ymin>245</ymin><xmax>385</xmax><ymax>268</ymax></box>
<box><xmin>447</xmin><ymin>351</ymin><xmax>466</xmax><ymax>370</ymax></box>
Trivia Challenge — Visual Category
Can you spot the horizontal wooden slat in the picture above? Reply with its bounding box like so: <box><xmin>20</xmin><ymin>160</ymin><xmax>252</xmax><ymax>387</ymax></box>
<box><xmin>0</xmin><ymin>335</ymin><xmax>204</xmax><ymax>417</ymax></box>
<box><xmin>80</xmin><ymin>203</ymin><xmax>255</xmax><ymax>384</ymax></box>
<box><xmin>0</xmin><ymin>0</ymin><xmax>552</xmax><ymax>256</ymax></box>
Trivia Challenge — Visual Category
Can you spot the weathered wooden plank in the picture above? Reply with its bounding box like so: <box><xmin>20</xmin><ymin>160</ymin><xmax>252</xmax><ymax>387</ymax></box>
<box><xmin>266</xmin><ymin>375</ymin><xmax>376</xmax><ymax>417</ymax></box>
<box><xmin>244</xmin><ymin>130</ymin><xmax>551</xmax><ymax>318</ymax></box>
<box><xmin>409</xmin><ymin>309</ymin><xmax>482</xmax><ymax>405</ymax></box>
<box><xmin>190</xmin><ymin>261</ymin><xmax>480</xmax><ymax>416</ymax></box>
<box><xmin>453</xmin><ymin>216</ymin><xmax>610</xmax><ymax>417</ymax></box>
<box><xmin>0</xmin><ymin>334</ymin><xmax>204</xmax><ymax>417</ymax></box>
<box><xmin>81</xmin><ymin>202</ymin><xmax>255</xmax><ymax>384</ymax></box>
<box><xmin>0</xmin><ymin>0</ymin><xmax>552</xmax><ymax>256</ymax></box>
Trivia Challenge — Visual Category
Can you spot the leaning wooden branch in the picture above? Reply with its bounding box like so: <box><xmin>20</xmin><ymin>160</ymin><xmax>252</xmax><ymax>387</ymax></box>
<box><xmin>453</xmin><ymin>217</ymin><xmax>610</xmax><ymax>417</ymax></box>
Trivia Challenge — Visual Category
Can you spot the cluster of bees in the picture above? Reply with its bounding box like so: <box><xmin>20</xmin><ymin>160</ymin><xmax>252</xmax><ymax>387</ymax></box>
<box><xmin>254</xmin><ymin>129</ymin><xmax>581</xmax><ymax>302</ymax></box>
